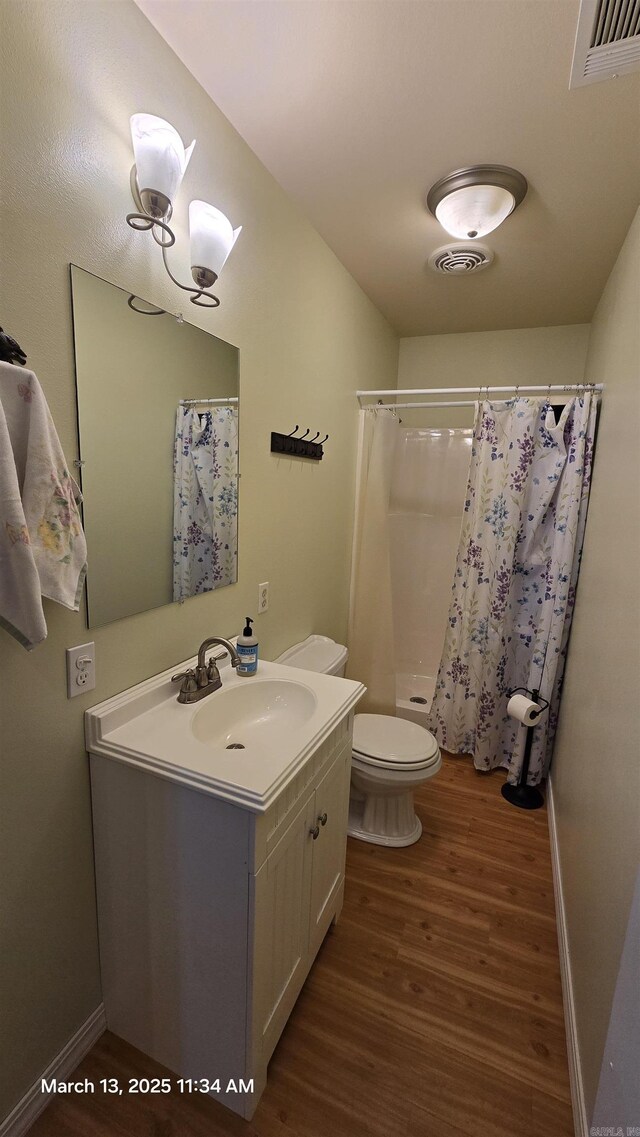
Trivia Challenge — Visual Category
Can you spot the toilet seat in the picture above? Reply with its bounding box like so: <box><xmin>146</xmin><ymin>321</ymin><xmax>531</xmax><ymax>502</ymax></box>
<box><xmin>352</xmin><ymin>714</ymin><xmax>440</xmax><ymax>772</ymax></box>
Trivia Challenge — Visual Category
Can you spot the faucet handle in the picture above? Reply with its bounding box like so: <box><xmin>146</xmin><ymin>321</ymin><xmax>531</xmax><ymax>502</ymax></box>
<box><xmin>206</xmin><ymin>657</ymin><xmax>221</xmax><ymax>683</ymax></box>
<box><xmin>171</xmin><ymin>668</ymin><xmax>198</xmax><ymax>694</ymax></box>
<box><xmin>171</xmin><ymin>668</ymin><xmax>199</xmax><ymax>704</ymax></box>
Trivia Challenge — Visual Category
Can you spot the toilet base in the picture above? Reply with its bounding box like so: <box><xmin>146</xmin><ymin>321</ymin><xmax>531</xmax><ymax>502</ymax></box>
<box><xmin>347</xmin><ymin>790</ymin><xmax>423</xmax><ymax>847</ymax></box>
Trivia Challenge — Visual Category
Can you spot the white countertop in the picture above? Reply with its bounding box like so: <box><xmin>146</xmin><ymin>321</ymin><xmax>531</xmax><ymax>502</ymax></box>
<box><xmin>85</xmin><ymin>656</ymin><xmax>365</xmax><ymax>813</ymax></box>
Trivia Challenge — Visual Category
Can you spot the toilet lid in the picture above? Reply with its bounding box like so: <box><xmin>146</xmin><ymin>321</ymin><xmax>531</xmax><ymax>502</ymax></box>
<box><xmin>275</xmin><ymin>635</ymin><xmax>347</xmax><ymax>675</ymax></box>
<box><xmin>353</xmin><ymin>714</ymin><xmax>440</xmax><ymax>767</ymax></box>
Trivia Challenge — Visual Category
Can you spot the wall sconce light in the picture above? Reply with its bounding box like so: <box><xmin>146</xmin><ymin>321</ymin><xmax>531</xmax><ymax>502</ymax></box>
<box><xmin>426</xmin><ymin>165</ymin><xmax>527</xmax><ymax>240</ymax></box>
<box><xmin>126</xmin><ymin>113</ymin><xmax>241</xmax><ymax>311</ymax></box>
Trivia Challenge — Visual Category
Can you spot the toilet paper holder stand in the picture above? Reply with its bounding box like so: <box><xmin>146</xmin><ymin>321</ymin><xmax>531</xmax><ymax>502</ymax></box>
<box><xmin>501</xmin><ymin>687</ymin><xmax>550</xmax><ymax>811</ymax></box>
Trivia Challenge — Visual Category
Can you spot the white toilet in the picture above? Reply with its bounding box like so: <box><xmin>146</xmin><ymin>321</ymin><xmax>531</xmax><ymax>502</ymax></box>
<box><xmin>276</xmin><ymin>636</ymin><xmax>442</xmax><ymax>847</ymax></box>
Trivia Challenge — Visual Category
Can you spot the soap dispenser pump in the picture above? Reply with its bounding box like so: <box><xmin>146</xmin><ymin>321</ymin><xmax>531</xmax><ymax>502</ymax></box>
<box><xmin>237</xmin><ymin>616</ymin><xmax>258</xmax><ymax>676</ymax></box>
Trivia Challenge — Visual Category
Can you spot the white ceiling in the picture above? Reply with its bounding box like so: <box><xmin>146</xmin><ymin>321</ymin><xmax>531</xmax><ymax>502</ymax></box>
<box><xmin>135</xmin><ymin>0</ymin><xmax>640</xmax><ymax>336</ymax></box>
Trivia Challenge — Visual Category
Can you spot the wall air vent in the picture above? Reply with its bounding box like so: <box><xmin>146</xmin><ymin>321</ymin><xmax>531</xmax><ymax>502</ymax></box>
<box><xmin>570</xmin><ymin>0</ymin><xmax>640</xmax><ymax>87</ymax></box>
<box><xmin>428</xmin><ymin>244</ymin><xmax>494</xmax><ymax>275</ymax></box>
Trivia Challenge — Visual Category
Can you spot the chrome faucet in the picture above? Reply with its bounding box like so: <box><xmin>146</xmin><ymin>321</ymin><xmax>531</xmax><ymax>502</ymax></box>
<box><xmin>172</xmin><ymin>636</ymin><xmax>241</xmax><ymax>704</ymax></box>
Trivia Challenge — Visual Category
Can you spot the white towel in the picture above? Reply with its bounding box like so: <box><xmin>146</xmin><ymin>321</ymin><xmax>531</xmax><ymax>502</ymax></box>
<box><xmin>0</xmin><ymin>361</ymin><xmax>87</xmax><ymax>649</ymax></box>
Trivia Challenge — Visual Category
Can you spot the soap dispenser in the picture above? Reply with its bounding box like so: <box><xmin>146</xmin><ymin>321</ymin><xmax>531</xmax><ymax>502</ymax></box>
<box><xmin>237</xmin><ymin>616</ymin><xmax>258</xmax><ymax>676</ymax></box>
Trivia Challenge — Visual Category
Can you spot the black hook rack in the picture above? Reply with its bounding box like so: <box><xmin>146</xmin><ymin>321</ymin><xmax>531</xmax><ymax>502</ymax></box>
<box><xmin>0</xmin><ymin>327</ymin><xmax>27</xmax><ymax>366</ymax></box>
<box><xmin>271</xmin><ymin>426</ymin><xmax>328</xmax><ymax>461</ymax></box>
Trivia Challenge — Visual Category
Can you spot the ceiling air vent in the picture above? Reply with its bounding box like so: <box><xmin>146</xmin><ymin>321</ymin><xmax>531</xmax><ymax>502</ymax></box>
<box><xmin>428</xmin><ymin>244</ymin><xmax>494</xmax><ymax>275</ymax></box>
<box><xmin>570</xmin><ymin>0</ymin><xmax>640</xmax><ymax>86</ymax></box>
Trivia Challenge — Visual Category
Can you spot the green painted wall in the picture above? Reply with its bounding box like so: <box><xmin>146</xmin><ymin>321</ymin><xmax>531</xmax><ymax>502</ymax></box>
<box><xmin>0</xmin><ymin>0</ymin><xmax>398</xmax><ymax>1118</ymax></box>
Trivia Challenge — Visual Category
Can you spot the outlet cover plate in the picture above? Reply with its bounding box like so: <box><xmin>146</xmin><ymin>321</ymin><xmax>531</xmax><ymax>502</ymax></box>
<box><xmin>258</xmin><ymin>582</ymin><xmax>269</xmax><ymax>614</ymax></box>
<box><xmin>66</xmin><ymin>642</ymin><xmax>96</xmax><ymax>698</ymax></box>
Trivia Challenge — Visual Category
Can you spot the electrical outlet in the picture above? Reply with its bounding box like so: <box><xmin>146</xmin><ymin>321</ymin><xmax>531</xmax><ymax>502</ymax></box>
<box><xmin>66</xmin><ymin>642</ymin><xmax>96</xmax><ymax>698</ymax></box>
<box><xmin>258</xmin><ymin>582</ymin><xmax>269</xmax><ymax>614</ymax></box>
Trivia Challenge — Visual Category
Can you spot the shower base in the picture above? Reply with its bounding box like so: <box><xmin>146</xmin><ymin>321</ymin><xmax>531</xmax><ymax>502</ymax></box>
<box><xmin>396</xmin><ymin>672</ymin><xmax>436</xmax><ymax>725</ymax></box>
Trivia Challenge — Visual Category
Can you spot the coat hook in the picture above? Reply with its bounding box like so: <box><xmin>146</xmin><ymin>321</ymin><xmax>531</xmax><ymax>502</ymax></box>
<box><xmin>270</xmin><ymin>428</ymin><xmax>325</xmax><ymax>461</ymax></box>
<box><xmin>319</xmin><ymin>434</ymin><xmax>329</xmax><ymax>445</ymax></box>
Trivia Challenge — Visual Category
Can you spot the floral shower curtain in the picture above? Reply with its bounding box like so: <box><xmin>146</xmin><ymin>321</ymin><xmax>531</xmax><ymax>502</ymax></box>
<box><xmin>428</xmin><ymin>395</ymin><xmax>597</xmax><ymax>785</ymax></box>
<box><xmin>172</xmin><ymin>405</ymin><xmax>238</xmax><ymax>601</ymax></box>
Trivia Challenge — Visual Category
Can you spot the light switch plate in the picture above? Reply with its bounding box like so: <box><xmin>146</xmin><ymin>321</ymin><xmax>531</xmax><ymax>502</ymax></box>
<box><xmin>258</xmin><ymin>582</ymin><xmax>269</xmax><ymax>613</ymax></box>
<box><xmin>66</xmin><ymin>642</ymin><xmax>96</xmax><ymax>698</ymax></box>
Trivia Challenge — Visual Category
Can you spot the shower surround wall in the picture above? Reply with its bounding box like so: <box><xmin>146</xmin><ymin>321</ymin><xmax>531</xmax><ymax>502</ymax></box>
<box><xmin>389</xmin><ymin>427</ymin><xmax>472</xmax><ymax>722</ymax></box>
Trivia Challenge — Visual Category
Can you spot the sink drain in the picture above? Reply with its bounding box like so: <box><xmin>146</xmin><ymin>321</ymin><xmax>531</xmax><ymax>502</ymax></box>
<box><xmin>409</xmin><ymin>696</ymin><xmax>428</xmax><ymax>705</ymax></box>
<box><xmin>226</xmin><ymin>742</ymin><xmax>246</xmax><ymax>749</ymax></box>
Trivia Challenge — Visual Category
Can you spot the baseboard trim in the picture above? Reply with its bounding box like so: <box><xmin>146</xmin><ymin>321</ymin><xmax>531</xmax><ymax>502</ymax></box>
<box><xmin>547</xmin><ymin>777</ymin><xmax>589</xmax><ymax>1137</ymax></box>
<box><xmin>0</xmin><ymin>1004</ymin><xmax>106</xmax><ymax>1137</ymax></box>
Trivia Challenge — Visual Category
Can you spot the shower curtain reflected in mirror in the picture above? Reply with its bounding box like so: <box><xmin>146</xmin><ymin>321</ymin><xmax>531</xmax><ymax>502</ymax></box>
<box><xmin>389</xmin><ymin>428</ymin><xmax>473</xmax><ymax>719</ymax></box>
<box><xmin>173</xmin><ymin>404</ymin><xmax>238</xmax><ymax>601</ymax></box>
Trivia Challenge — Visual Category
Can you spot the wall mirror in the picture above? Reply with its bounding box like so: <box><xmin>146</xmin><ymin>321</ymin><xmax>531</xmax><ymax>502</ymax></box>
<box><xmin>70</xmin><ymin>265</ymin><xmax>239</xmax><ymax>628</ymax></box>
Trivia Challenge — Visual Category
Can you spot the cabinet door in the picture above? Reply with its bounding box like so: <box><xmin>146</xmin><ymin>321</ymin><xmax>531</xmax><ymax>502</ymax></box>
<box><xmin>308</xmin><ymin>745</ymin><xmax>351</xmax><ymax>959</ymax></box>
<box><xmin>251</xmin><ymin>792</ymin><xmax>316</xmax><ymax>1064</ymax></box>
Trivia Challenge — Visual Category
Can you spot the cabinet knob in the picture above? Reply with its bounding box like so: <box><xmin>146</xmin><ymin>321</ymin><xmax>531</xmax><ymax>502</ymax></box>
<box><xmin>309</xmin><ymin>825</ymin><xmax>320</xmax><ymax>840</ymax></box>
<box><xmin>318</xmin><ymin>812</ymin><xmax>328</xmax><ymax>827</ymax></box>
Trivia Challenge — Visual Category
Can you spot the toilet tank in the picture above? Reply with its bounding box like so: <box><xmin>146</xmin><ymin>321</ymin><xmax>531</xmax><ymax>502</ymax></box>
<box><xmin>275</xmin><ymin>635</ymin><xmax>348</xmax><ymax>677</ymax></box>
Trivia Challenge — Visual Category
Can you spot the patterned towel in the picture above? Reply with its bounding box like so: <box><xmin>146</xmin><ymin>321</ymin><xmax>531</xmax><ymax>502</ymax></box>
<box><xmin>0</xmin><ymin>361</ymin><xmax>87</xmax><ymax>649</ymax></box>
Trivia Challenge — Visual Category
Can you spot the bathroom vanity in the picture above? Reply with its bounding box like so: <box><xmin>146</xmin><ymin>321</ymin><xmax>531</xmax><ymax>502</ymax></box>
<box><xmin>86</xmin><ymin>657</ymin><xmax>364</xmax><ymax>1119</ymax></box>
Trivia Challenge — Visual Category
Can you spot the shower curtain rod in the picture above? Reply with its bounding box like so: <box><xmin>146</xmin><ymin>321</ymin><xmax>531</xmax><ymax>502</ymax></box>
<box><xmin>179</xmin><ymin>397</ymin><xmax>239</xmax><ymax>405</ymax></box>
<box><xmin>372</xmin><ymin>401</ymin><xmax>477</xmax><ymax>410</ymax></box>
<box><xmin>357</xmin><ymin>383</ymin><xmax>603</xmax><ymax>400</ymax></box>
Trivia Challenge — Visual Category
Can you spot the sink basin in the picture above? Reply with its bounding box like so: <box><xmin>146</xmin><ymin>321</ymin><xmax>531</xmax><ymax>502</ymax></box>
<box><xmin>86</xmin><ymin>658</ymin><xmax>365</xmax><ymax>811</ymax></box>
<box><xmin>191</xmin><ymin>678</ymin><xmax>318</xmax><ymax>748</ymax></box>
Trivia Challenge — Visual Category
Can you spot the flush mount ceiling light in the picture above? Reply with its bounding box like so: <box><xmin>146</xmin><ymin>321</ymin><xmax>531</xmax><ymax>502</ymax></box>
<box><xmin>126</xmin><ymin>114</ymin><xmax>241</xmax><ymax>312</ymax></box>
<box><xmin>426</xmin><ymin>165</ymin><xmax>528</xmax><ymax>240</ymax></box>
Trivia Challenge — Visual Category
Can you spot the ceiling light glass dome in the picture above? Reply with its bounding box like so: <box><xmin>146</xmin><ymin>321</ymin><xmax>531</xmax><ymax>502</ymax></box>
<box><xmin>427</xmin><ymin>165</ymin><xmax>528</xmax><ymax>240</ymax></box>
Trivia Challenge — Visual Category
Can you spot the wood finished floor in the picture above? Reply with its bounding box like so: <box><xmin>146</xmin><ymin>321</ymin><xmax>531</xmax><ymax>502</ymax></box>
<box><xmin>27</xmin><ymin>754</ymin><xmax>573</xmax><ymax>1137</ymax></box>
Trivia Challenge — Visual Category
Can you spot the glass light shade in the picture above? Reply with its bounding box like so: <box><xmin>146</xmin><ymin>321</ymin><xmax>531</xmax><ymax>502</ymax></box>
<box><xmin>434</xmin><ymin>184</ymin><xmax>515</xmax><ymax>239</ymax></box>
<box><xmin>130</xmin><ymin>114</ymin><xmax>195</xmax><ymax>210</ymax></box>
<box><xmin>189</xmin><ymin>200</ymin><xmax>242</xmax><ymax>280</ymax></box>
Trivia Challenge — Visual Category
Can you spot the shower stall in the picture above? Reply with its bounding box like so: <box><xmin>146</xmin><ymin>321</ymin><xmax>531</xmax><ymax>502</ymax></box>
<box><xmin>350</xmin><ymin>383</ymin><xmax>600</xmax><ymax>789</ymax></box>
<box><xmin>389</xmin><ymin>426</ymin><xmax>472</xmax><ymax>724</ymax></box>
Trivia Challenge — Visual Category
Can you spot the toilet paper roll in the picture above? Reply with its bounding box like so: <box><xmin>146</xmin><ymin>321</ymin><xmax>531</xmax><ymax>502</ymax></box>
<box><xmin>507</xmin><ymin>693</ymin><xmax>542</xmax><ymax>726</ymax></box>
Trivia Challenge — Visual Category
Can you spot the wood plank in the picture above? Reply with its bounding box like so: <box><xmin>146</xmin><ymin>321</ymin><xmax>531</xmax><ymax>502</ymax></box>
<box><xmin>25</xmin><ymin>753</ymin><xmax>573</xmax><ymax>1137</ymax></box>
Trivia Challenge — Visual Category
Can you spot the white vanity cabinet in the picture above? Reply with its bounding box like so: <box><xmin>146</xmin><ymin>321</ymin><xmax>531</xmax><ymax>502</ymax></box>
<box><xmin>88</xmin><ymin>677</ymin><xmax>358</xmax><ymax>1122</ymax></box>
<box><xmin>251</xmin><ymin>739</ymin><xmax>351</xmax><ymax>1066</ymax></box>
